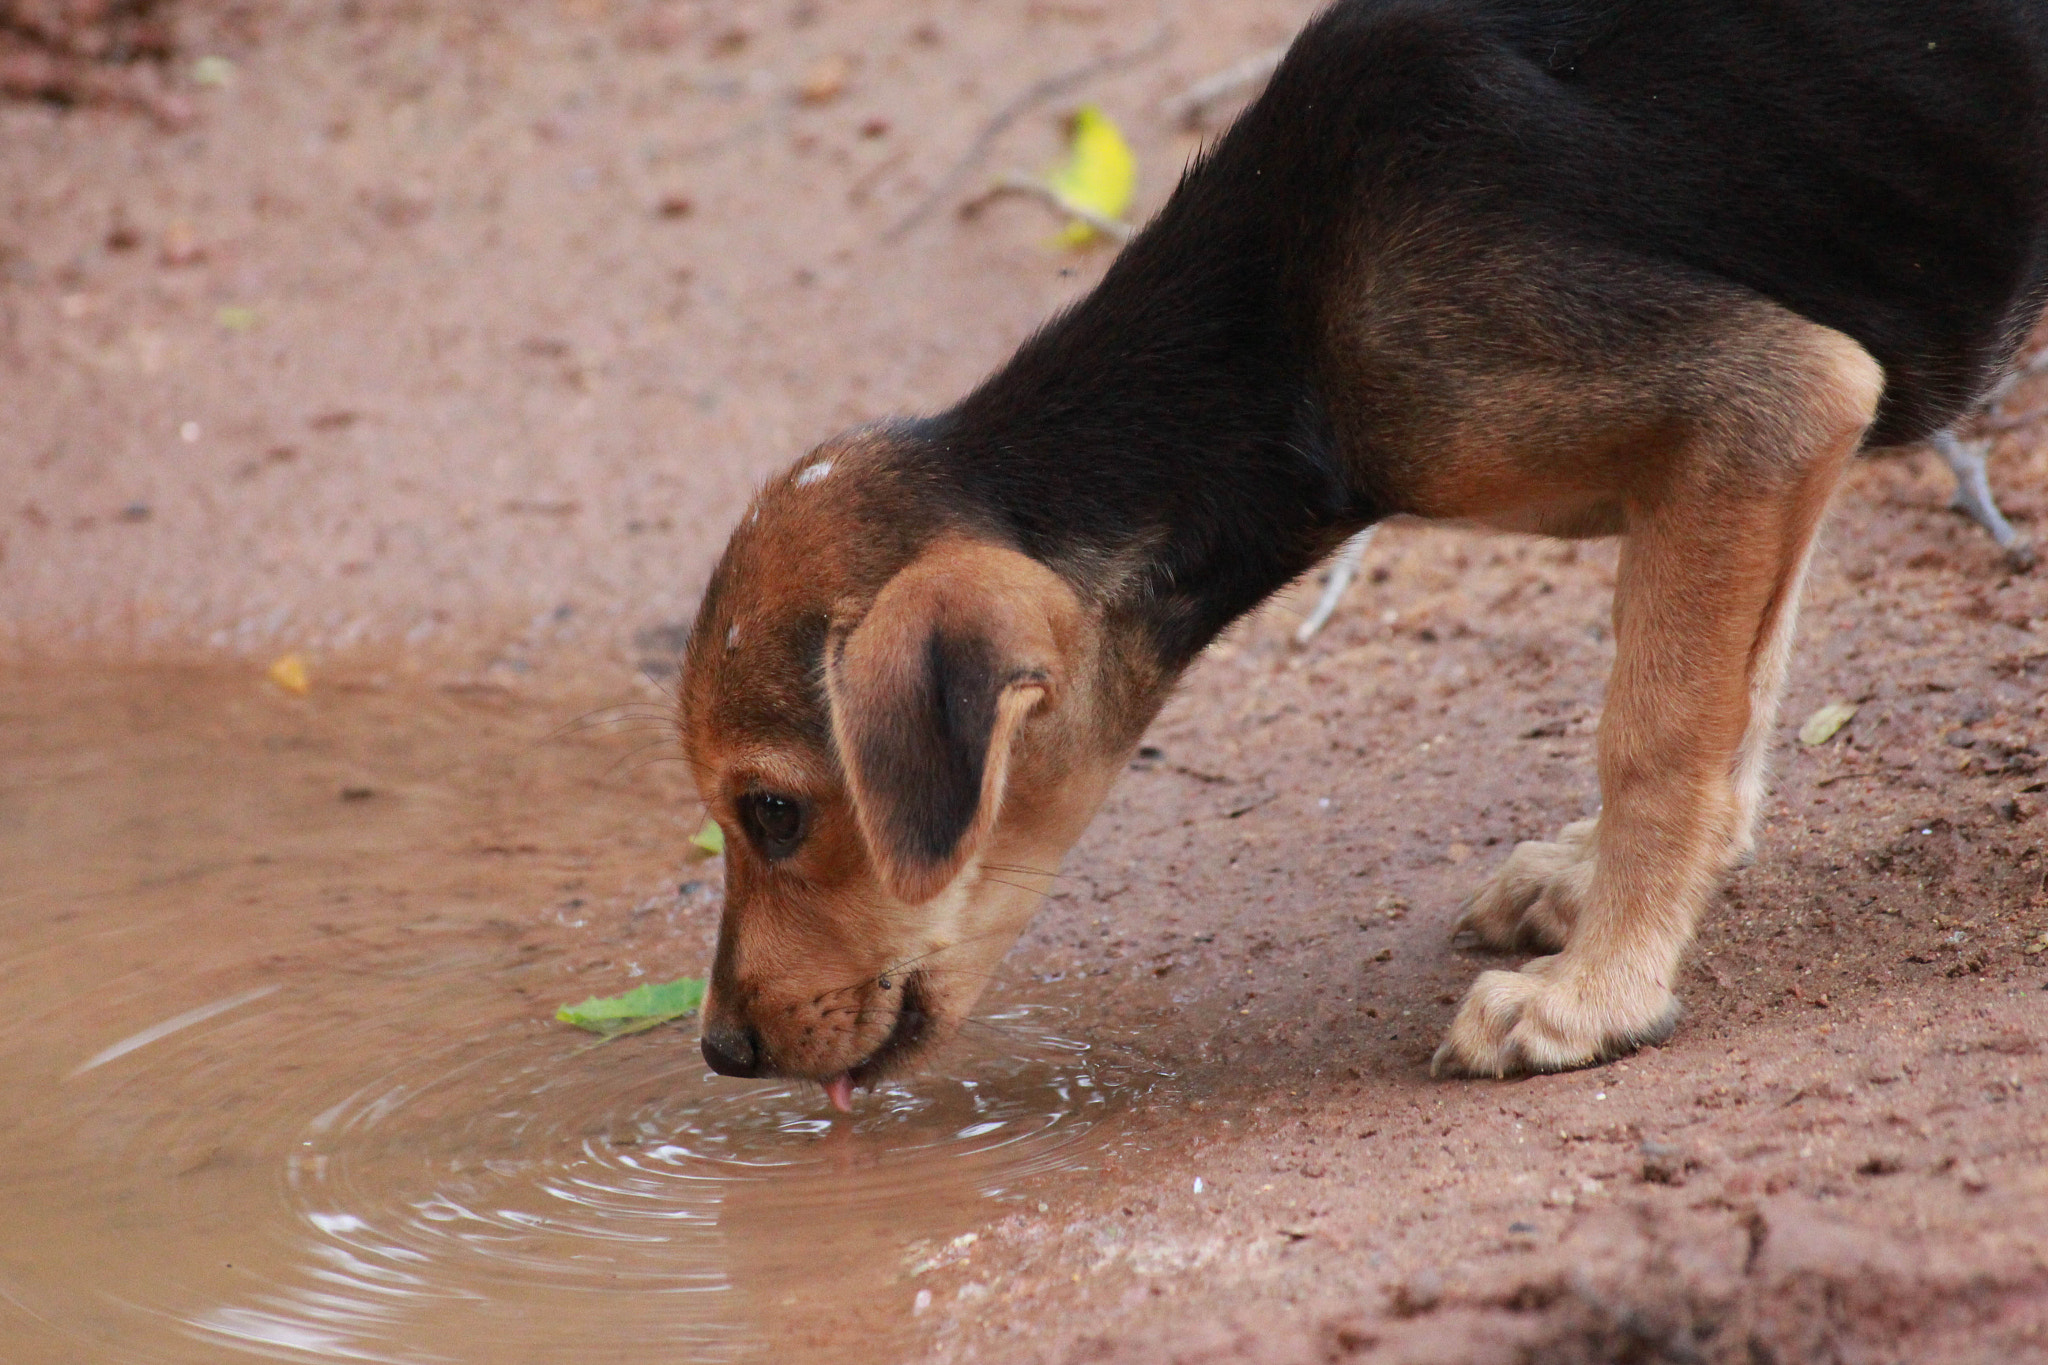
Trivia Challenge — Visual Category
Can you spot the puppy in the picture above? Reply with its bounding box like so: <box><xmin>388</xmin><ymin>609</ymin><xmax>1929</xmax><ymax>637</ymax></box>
<box><xmin>682</xmin><ymin>0</ymin><xmax>2048</xmax><ymax>1105</ymax></box>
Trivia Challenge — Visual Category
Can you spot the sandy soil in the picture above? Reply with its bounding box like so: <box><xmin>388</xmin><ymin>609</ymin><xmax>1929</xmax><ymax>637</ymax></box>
<box><xmin>3</xmin><ymin>2</ymin><xmax>2046</xmax><ymax>1361</ymax></box>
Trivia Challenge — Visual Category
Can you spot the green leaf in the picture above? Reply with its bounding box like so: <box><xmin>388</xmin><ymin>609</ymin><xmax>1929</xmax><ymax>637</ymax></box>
<box><xmin>556</xmin><ymin>976</ymin><xmax>707</xmax><ymax>1036</ymax></box>
<box><xmin>689</xmin><ymin>817</ymin><xmax>725</xmax><ymax>857</ymax></box>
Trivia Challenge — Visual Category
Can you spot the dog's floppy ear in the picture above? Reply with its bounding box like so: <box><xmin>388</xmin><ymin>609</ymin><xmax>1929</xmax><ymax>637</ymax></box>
<box><xmin>826</xmin><ymin>539</ymin><xmax>1079</xmax><ymax>904</ymax></box>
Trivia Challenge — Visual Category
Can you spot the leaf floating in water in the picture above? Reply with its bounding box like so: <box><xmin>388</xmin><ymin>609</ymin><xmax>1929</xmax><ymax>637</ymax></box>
<box><xmin>688</xmin><ymin>817</ymin><xmax>724</xmax><ymax>857</ymax></box>
<box><xmin>1046</xmin><ymin>104</ymin><xmax>1135</xmax><ymax>246</ymax></box>
<box><xmin>1798</xmin><ymin>700</ymin><xmax>1858</xmax><ymax>746</ymax></box>
<box><xmin>556</xmin><ymin>976</ymin><xmax>707</xmax><ymax>1038</ymax></box>
<box><xmin>267</xmin><ymin>653</ymin><xmax>311</xmax><ymax>695</ymax></box>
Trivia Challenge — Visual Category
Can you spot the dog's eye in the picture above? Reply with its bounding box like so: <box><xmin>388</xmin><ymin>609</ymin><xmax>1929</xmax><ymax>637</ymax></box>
<box><xmin>738</xmin><ymin>792</ymin><xmax>806</xmax><ymax>859</ymax></box>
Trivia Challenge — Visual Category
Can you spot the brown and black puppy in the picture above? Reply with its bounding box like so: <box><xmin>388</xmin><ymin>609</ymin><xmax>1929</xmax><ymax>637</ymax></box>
<box><xmin>681</xmin><ymin>0</ymin><xmax>2048</xmax><ymax>1106</ymax></box>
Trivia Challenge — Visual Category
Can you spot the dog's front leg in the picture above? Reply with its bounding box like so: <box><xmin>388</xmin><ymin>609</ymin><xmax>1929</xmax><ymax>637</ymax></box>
<box><xmin>1433</xmin><ymin>325</ymin><xmax>1883</xmax><ymax>1077</ymax></box>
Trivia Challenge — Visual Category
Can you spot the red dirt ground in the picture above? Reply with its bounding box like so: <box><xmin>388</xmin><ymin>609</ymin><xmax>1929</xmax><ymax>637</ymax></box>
<box><xmin>4</xmin><ymin>3</ymin><xmax>2045</xmax><ymax>1361</ymax></box>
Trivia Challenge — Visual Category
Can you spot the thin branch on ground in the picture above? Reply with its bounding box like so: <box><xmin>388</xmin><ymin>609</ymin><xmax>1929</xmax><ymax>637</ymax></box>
<box><xmin>885</xmin><ymin>24</ymin><xmax>1174</xmax><ymax>242</ymax></box>
<box><xmin>1161</xmin><ymin>42</ymin><xmax>1284</xmax><ymax>129</ymax></box>
<box><xmin>958</xmin><ymin>173</ymin><xmax>1135</xmax><ymax>242</ymax></box>
<box><xmin>1293</xmin><ymin>526</ymin><xmax>1379</xmax><ymax>646</ymax></box>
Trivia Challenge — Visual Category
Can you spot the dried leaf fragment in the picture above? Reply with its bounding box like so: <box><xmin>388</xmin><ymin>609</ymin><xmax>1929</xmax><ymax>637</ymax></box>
<box><xmin>267</xmin><ymin>653</ymin><xmax>311</xmax><ymax>695</ymax></box>
<box><xmin>1798</xmin><ymin>700</ymin><xmax>1857</xmax><ymax>746</ymax></box>
<box><xmin>191</xmin><ymin>55</ymin><xmax>236</xmax><ymax>89</ymax></box>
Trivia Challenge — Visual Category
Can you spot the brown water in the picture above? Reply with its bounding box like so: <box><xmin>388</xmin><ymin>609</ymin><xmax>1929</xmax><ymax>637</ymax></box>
<box><xmin>0</xmin><ymin>667</ymin><xmax>1163</xmax><ymax>1364</ymax></box>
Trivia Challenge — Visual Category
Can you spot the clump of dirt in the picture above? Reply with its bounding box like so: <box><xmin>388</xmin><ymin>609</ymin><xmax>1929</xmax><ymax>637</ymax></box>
<box><xmin>1066</xmin><ymin>1198</ymin><xmax>2048</xmax><ymax>1364</ymax></box>
<box><xmin>0</xmin><ymin>0</ymin><xmax>184</xmax><ymax>121</ymax></box>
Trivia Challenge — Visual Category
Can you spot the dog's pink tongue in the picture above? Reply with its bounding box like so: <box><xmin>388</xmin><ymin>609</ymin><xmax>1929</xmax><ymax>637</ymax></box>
<box><xmin>822</xmin><ymin>1074</ymin><xmax>855</xmax><ymax>1114</ymax></box>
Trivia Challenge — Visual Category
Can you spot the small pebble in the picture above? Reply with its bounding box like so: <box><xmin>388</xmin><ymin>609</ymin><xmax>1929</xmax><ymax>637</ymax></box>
<box><xmin>799</xmin><ymin>54</ymin><xmax>851</xmax><ymax>103</ymax></box>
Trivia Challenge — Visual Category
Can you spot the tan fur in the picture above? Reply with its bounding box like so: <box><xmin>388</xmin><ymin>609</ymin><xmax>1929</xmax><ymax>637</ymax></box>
<box><xmin>1453</xmin><ymin>816</ymin><xmax>1597</xmax><ymax>953</ymax></box>
<box><xmin>685</xmin><ymin>495</ymin><xmax>1127</xmax><ymax>1084</ymax></box>
<box><xmin>1315</xmin><ymin>238</ymin><xmax>1889</xmax><ymax>1073</ymax></box>
<box><xmin>1431</xmin><ymin>320</ymin><xmax>1882</xmax><ymax>1075</ymax></box>
<box><xmin>825</xmin><ymin>539</ymin><xmax>1077</xmax><ymax>903</ymax></box>
<box><xmin>685</xmin><ymin>275</ymin><xmax>1886</xmax><ymax>1087</ymax></box>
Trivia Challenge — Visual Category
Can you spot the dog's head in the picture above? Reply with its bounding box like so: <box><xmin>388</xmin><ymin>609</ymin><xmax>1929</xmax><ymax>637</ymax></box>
<box><xmin>680</xmin><ymin>430</ymin><xmax>1119</xmax><ymax>1102</ymax></box>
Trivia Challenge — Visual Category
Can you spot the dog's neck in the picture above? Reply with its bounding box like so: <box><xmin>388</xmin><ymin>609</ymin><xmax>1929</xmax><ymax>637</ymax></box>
<box><xmin>912</xmin><ymin>196</ymin><xmax>1377</xmax><ymax>670</ymax></box>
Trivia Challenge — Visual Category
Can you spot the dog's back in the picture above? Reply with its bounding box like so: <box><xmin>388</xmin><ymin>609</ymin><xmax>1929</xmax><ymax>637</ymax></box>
<box><xmin>1216</xmin><ymin>0</ymin><xmax>2048</xmax><ymax>446</ymax></box>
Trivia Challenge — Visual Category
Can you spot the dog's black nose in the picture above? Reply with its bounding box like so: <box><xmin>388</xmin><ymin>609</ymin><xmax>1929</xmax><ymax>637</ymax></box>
<box><xmin>700</xmin><ymin>1022</ymin><xmax>764</xmax><ymax>1077</ymax></box>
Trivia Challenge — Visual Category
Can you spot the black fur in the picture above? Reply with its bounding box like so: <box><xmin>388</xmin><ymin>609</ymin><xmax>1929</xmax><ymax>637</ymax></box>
<box><xmin>894</xmin><ymin>0</ymin><xmax>2048</xmax><ymax>668</ymax></box>
<box><xmin>835</xmin><ymin>624</ymin><xmax>1008</xmax><ymax>870</ymax></box>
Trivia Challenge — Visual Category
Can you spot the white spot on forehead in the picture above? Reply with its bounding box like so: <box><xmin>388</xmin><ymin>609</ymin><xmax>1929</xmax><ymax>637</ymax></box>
<box><xmin>726</xmin><ymin>622</ymin><xmax>741</xmax><ymax>651</ymax></box>
<box><xmin>794</xmin><ymin>459</ymin><xmax>835</xmax><ymax>488</ymax></box>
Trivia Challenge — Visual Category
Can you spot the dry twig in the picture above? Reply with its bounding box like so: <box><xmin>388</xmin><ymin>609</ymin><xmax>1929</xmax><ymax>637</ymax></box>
<box><xmin>958</xmin><ymin>173</ymin><xmax>1135</xmax><ymax>242</ymax></box>
<box><xmin>1293</xmin><ymin>526</ymin><xmax>1378</xmax><ymax>645</ymax></box>
<box><xmin>1162</xmin><ymin>42</ymin><xmax>1284</xmax><ymax>128</ymax></box>
<box><xmin>886</xmin><ymin>25</ymin><xmax>1173</xmax><ymax>242</ymax></box>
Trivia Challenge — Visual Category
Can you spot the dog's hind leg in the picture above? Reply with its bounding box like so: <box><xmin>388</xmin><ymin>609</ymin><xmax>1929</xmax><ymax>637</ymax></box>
<box><xmin>1930</xmin><ymin>429</ymin><xmax>2032</xmax><ymax>568</ymax></box>
<box><xmin>1919</xmin><ymin>346</ymin><xmax>2046</xmax><ymax>569</ymax></box>
<box><xmin>1434</xmin><ymin>323</ymin><xmax>1883</xmax><ymax>1077</ymax></box>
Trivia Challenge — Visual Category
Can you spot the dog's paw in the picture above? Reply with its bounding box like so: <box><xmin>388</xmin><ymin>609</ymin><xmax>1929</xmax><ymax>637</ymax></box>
<box><xmin>1453</xmin><ymin>818</ymin><xmax>1597</xmax><ymax>953</ymax></box>
<box><xmin>1429</xmin><ymin>955</ymin><xmax>1679</xmax><ymax>1078</ymax></box>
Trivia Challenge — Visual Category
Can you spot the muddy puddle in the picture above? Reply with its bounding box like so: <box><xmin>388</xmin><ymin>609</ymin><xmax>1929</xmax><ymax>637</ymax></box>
<box><xmin>0</xmin><ymin>666</ymin><xmax>1165</xmax><ymax>1364</ymax></box>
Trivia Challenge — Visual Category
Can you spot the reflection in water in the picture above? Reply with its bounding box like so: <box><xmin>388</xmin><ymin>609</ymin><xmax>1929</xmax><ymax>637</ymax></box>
<box><xmin>0</xmin><ymin>669</ymin><xmax>1163</xmax><ymax>1364</ymax></box>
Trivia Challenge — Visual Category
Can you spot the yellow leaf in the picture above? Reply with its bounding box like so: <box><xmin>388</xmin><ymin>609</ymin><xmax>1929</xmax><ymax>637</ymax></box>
<box><xmin>1798</xmin><ymin>700</ymin><xmax>1857</xmax><ymax>746</ymax></box>
<box><xmin>1046</xmin><ymin>105</ymin><xmax>1135</xmax><ymax>246</ymax></box>
<box><xmin>267</xmin><ymin>653</ymin><xmax>311</xmax><ymax>695</ymax></box>
<box><xmin>689</xmin><ymin>817</ymin><xmax>725</xmax><ymax>857</ymax></box>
